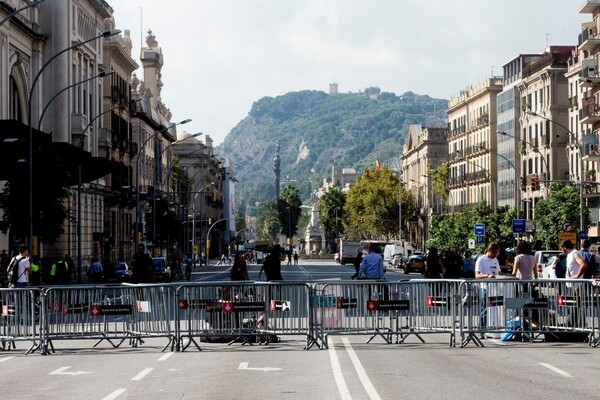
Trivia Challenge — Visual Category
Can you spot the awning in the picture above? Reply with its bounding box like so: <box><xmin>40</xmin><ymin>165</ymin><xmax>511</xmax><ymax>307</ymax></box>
<box><xmin>0</xmin><ymin>120</ymin><xmax>113</xmax><ymax>184</ymax></box>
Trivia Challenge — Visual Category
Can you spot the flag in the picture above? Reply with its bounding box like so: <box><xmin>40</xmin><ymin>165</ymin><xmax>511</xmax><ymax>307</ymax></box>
<box><xmin>375</xmin><ymin>159</ymin><xmax>381</xmax><ymax>171</ymax></box>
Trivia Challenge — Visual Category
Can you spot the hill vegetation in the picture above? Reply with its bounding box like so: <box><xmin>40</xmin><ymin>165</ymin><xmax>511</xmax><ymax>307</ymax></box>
<box><xmin>217</xmin><ymin>88</ymin><xmax>448</xmax><ymax>216</ymax></box>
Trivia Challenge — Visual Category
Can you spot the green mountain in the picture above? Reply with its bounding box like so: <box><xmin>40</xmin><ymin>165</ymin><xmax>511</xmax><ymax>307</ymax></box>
<box><xmin>217</xmin><ymin>89</ymin><xmax>448</xmax><ymax>216</ymax></box>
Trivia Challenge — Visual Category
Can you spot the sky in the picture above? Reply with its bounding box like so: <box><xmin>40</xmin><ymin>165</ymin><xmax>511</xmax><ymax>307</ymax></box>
<box><xmin>110</xmin><ymin>0</ymin><xmax>589</xmax><ymax>146</ymax></box>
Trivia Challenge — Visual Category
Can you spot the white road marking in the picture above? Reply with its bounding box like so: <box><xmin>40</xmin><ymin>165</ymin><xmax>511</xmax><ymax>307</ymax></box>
<box><xmin>49</xmin><ymin>366</ymin><xmax>91</xmax><ymax>376</ymax></box>
<box><xmin>342</xmin><ymin>337</ymin><xmax>382</xmax><ymax>400</ymax></box>
<box><xmin>131</xmin><ymin>367</ymin><xmax>153</xmax><ymax>381</ymax></box>
<box><xmin>539</xmin><ymin>362</ymin><xmax>573</xmax><ymax>378</ymax></box>
<box><xmin>0</xmin><ymin>356</ymin><xmax>14</xmax><ymax>363</ymax></box>
<box><xmin>327</xmin><ymin>338</ymin><xmax>352</xmax><ymax>400</ymax></box>
<box><xmin>102</xmin><ymin>389</ymin><xmax>127</xmax><ymax>400</ymax></box>
<box><xmin>238</xmin><ymin>362</ymin><xmax>282</xmax><ymax>372</ymax></box>
<box><xmin>158</xmin><ymin>353</ymin><xmax>173</xmax><ymax>361</ymax></box>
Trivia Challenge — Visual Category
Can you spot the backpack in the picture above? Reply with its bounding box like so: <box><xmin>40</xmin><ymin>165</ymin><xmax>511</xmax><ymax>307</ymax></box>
<box><xmin>7</xmin><ymin>256</ymin><xmax>24</xmax><ymax>285</ymax></box>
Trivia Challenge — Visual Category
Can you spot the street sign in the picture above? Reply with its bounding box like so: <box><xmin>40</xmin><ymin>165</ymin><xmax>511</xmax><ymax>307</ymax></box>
<box><xmin>192</xmin><ymin>245</ymin><xmax>199</xmax><ymax>255</ymax></box>
<box><xmin>562</xmin><ymin>222</ymin><xmax>573</xmax><ymax>232</ymax></box>
<box><xmin>512</xmin><ymin>219</ymin><xmax>526</xmax><ymax>233</ymax></box>
<box><xmin>558</xmin><ymin>232</ymin><xmax>576</xmax><ymax>244</ymax></box>
<box><xmin>578</xmin><ymin>230</ymin><xmax>588</xmax><ymax>240</ymax></box>
<box><xmin>468</xmin><ymin>239</ymin><xmax>475</xmax><ymax>248</ymax></box>
<box><xmin>475</xmin><ymin>236</ymin><xmax>485</xmax><ymax>245</ymax></box>
<box><xmin>474</xmin><ymin>223</ymin><xmax>485</xmax><ymax>237</ymax></box>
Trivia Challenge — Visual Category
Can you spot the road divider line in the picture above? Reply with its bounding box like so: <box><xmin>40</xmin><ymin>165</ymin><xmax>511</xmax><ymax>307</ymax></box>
<box><xmin>102</xmin><ymin>389</ymin><xmax>126</xmax><ymax>400</ymax></box>
<box><xmin>342</xmin><ymin>337</ymin><xmax>382</xmax><ymax>400</ymax></box>
<box><xmin>131</xmin><ymin>368</ymin><xmax>153</xmax><ymax>381</ymax></box>
<box><xmin>539</xmin><ymin>362</ymin><xmax>573</xmax><ymax>378</ymax></box>
<box><xmin>0</xmin><ymin>356</ymin><xmax>14</xmax><ymax>363</ymax></box>
<box><xmin>327</xmin><ymin>338</ymin><xmax>352</xmax><ymax>400</ymax></box>
<box><xmin>158</xmin><ymin>353</ymin><xmax>173</xmax><ymax>362</ymax></box>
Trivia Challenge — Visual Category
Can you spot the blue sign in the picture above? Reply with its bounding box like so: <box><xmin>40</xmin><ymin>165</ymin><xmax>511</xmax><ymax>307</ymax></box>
<box><xmin>512</xmin><ymin>219</ymin><xmax>526</xmax><ymax>233</ymax></box>
<box><xmin>475</xmin><ymin>236</ymin><xmax>485</xmax><ymax>245</ymax></box>
<box><xmin>578</xmin><ymin>230</ymin><xmax>588</xmax><ymax>240</ymax></box>
<box><xmin>474</xmin><ymin>223</ymin><xmax>485</xmax><ymax>237</ymax></box>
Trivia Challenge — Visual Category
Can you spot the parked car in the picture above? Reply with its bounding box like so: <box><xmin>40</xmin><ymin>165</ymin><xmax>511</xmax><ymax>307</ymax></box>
<box><xmin>104</xmin><ymin>262</ymin><xmax>130</xmax><ymax>283</ymax></box>
<box><xmin>152</xmin><ymin>257</ymin><xmax>169</xmax><ymax>282</ymax></box>
<box><xmin>404</xmin><ymin>254</ymin><xmax>426</xmax><ymax>274</ymax></box>
<box><xmin>534</xmin><ymin>250</ymin><xmax>561</xmax><ymax>276</ymax></box>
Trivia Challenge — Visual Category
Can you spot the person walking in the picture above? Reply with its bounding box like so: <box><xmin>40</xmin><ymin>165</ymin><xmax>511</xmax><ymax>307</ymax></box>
<box><xmin>52</xmin><ymin>254</ymin><xmax>69</xmax><ymax>285</ymax></box>
<box><xmin>293</xmin><ymin>251</ymin><xmax>299</xmax><ymax>265</ymax></box>
<box><xmin>426</xmin><ymin>247</ymin><xmax>444</xmax><ymax>279</ymax></box>
<box><xmin>511</xmin><ymin>240</ymin><xmax>537</xmax><ymax>280</ymax></box>
<box><xmin>29</xmin><ymin>256</ymin><xmax>41</xmax><ymax>286</ymax></box>
<box><xmin>358</xmin><ymin>244</ymin><xmax>384</xmax><ymax>279</ymax></box>
<box><xmin>12</xmin><ymin>244</ymin><xmax>31</xmax><ymax>289</ymax></box>
<box><xmin>90</xmin><ymin>257</ymin><xmax>104</xmax><ymax>284</ymax></box>
<box><xmin>230</xmin><ymin>252</ymin><xmax>249</xmax><ymax>281</ymax></box>
<box><xmin>443</xmin><ymin>248</ymin><xmax>463</xmax><ymax>279</ymax></box>
<box><xmin>475</xmin><ymin>243</ymin><xmax>501</xmax><ymax>335</ymax></box>
<box><xmin>131</xmin><ymin>244</ymin><xmax>155</xmax><ymax>284</ymax></box>
<box><xmin>260</xmin><ymin>244</ymin><xmax>283</xmax><ymax>281</ymax></box>
<box><xmin>351</xmin><ymin>250</ymin><xmax>363</xmax><ymax>280</ymax></box>
<box><xmin>579</xmin><ymin>239</ymin><xmax>598</xmax><ymax>279</ymax></box>
<box><xmin>462</xmin><ymin>250</ymin><xmax>475</xmax><ymax>278</ymax></box>
<box><xmin>562</xmin><ymin>239</ymin><xmax>587</xmax><ymax>327</ymax></box>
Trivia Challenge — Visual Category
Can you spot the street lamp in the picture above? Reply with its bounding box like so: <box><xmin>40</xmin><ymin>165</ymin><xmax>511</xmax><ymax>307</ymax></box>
<box><xmin>27</xmin><ymin>28</ymin><xmax>121</xmax><ymax>255</ymax></box>
<box><xmin>497</xmin><ymin>131</ymin><xmax>549</xmax><ymax>187</ymax></box>
<box><xmin>134</xmin><ymin>118</ymin><xmax>191</xmax><ymax>249</ymax></box>
<box><xmin>37</xmin><ymin>71</ymin><xmax>114</xmax><ymax>130</ymax></box>
<box><xmin>0</xmin><ymin>0</ymin><xmax>47</xmax><ymax>27</ymax></box>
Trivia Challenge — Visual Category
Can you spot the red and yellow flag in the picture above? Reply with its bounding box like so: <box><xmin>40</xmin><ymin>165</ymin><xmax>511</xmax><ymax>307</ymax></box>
<box><xmin>375</xmin><ymin>159</ymin><xmax>381</xmax><ymax>171</ymax></box>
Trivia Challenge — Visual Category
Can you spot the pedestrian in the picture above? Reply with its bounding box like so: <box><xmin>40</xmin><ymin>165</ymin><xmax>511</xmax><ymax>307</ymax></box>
<box><xmin>90</xmin><ymin>257</ymin><xmax>103</xmax><ymax>284</ymax></box>
<box><xmin>511</xmin><ymin>240</ymin><xmax>537</xmax><ymax>280</ymax></box>
<box><xmin>426</xmin><ymin>247</ymin><xmax>444</xmax><ymax>279</ymax></box>
<box><xmin>475</xmin><ymin>243</ymin><xmax>501</xmax><ymax>333</ymax></box>
<box><xmin>351</xmin><ymin>250</ymin><xmax>362</xmax><ymax>279</ymax></box>
<box><xmin>217</xmin><ymin>253</ymin><xmax>227</xmax><ymax>266</ymax></box>
<box><xmin>0</xmin><ymin>249</ymin><xmax>9</xmax><ymax>286</ymax></box>
<box><xmin>579</xmin><ymin>239</ymin><xmax>598</xmax><ymax>279</ymax></box>
<box><xmin>64</xmin><ymin>253</ymin><xmax>75</xmax><ymax>282</ymax></box>
<box><xmin>260</xmin><ymin>244</ymin><xmax>283</xmax><ymax>281</ymax></box>
<box><xmin>358</xmin><ymin>243</ymin><xmax>385</xmax><ymax>279</ymax></box>
<box><xmin>11</xmin><ymin>244</ymin><xmax>31</xmax><ymax>288</ymax></box>
<box><xmin>552</xmin><ymin>252</ymin><xmax>567</xmax><ymax>279</ymax></box>
<box><xmin>443</xmin><ymin>248</ymin><xmax>463</xmax><ymax>279</ymax></box>
<box><xmin>185</xmin><ymin>255</ymin><xmax>193</xmax><ymax>281</ymax></box>
<box><xmin>29</xmin><ymin>256</ymin><xmax>41</xmax><ymax>286</ymax></box>
<box><xmin>286</xmin><ymin>251</ymin><xmax>292</xmax><ymax>266</ymax></box>
<box><xmin>462</xmin><ymin>250</ymin><xmax>475</xmax><ymax>278</ymax></box>
<box><xmin>293</xmin><ymin>251</ymin><xmax>299</xmax><ymax>265</ymax></box>
<box><xmin>52</xmin><ymin>254</ymin><xmax>69</xmax><ymax>285</ymax></box>
<box><xmin>562</xmin><ymin>239</ymin><xmax>587</xmax><ymax>326</ymax></box>
<box><xmin>563</xmin><ymin>239</ymin><xmax>587</xmax><ymax>280</ymax></box>
<box><xmin>131</xmin><ymin>244</ymin><xmax>154</xmax><ymax>284</ymax></box>
<box><xmin>230</xmin><ymin>252</ymin><xmax>249</xmax><ymax>281</ymax></box>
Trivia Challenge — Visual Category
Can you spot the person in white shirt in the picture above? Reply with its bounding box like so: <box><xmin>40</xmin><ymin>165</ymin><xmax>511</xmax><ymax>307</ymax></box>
<box><xmin>562</xmin><ymin>239</ymin><xmax>587</xmax><ymax>279</ymax></box>
<box><xmin>475</xmin><ymin>243</ymin><xmax>501</xmax><ymax>279</ymax></box>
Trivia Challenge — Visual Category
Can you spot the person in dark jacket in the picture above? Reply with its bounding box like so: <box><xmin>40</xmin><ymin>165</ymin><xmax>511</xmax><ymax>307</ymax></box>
<box><xmin>261</xmin><ymin>244</ymin><xmax>283</xmax><ymax>281</ymax></box>
<box><xmin>443</xmin><ymin>248</ymin><xmax>463</xmax><ymax>279</ymax></box>
<box><xmin>426</xmin><ymin>247</ymin><xmax>444</xmax><ymax>279</ymax></box>
<box><xmin>131</xmin><ymin>244</ymin><xmax>154</xmax><ymax>284</ymax></box>
<box><xmin>351</xmin><ymin>250</ymin><xmax>363</xmax><ymax>279</ymax></box>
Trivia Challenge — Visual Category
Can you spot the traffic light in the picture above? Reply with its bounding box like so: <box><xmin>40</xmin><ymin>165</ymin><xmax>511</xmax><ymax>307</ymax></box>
<box><xmin>530</xmin><ymin>176</ymin><xmax>538</xmax><ymax>191</ymax></box>
<box><xmin>208</xmin><ymin>218</ymin><xmax>212</xmax><ymax>225</ymax></box>
<box><xmin>520</xmin><ymin>177</ymin><xmax>526</xmax><ymax>190</ymax></box>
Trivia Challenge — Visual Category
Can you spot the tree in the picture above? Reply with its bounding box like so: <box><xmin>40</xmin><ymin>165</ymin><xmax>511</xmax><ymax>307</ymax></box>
<box><xmin>534</xmin><ymin>183</ymin><xmax>590</xmax><ymax>249</ymax></box>
<box><xmin>318</xmin><ymin>187</ymin><xmax>346</xmax><ymax>250</ymax></box>
<box><xmin>344</xmin><ymin>166</ymin><xmax>415</xmax><ymax>241</ymax></box>
<box><xmin>257</xmin><ymin>200</ymin><xmax>280</xmax><ymax>242</ymax></box>
<box><xmin>429</xmin><ymin>163</ymin><xmax>449</xmax><ymax>203</ymax></box>
<box><xmin>277</xmin><ymin>185</ymin><xmax>302</xmax><ymax>244</ymax></box>
<box><xmin>427</xmin><ymin>203</ymin><xmax>516</xmax><ymax>253</ymax></box>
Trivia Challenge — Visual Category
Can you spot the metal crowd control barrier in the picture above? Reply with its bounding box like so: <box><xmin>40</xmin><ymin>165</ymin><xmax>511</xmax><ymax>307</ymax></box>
<box><xmin>311</xmin><ymin>280</ymin><xmax>463</xmax><ymax>348</ymax></box>
<box><xmin>0</xmin><ymin>287</ymin><xmax>42</xmax><ymax>354</ymax></box>
<box><xmin>459</xmin><ymin>279</ymin><xmax>600</xmax><ymax>347</ymax></box>
<box><xmin>176</xmin><ymin>281</ymin><xmax>313</xmax><ymax>351</ymax></box>
<box><xmin>41</xmin><ymin>284</ymin><xmax>176</xmax><ymax>354</ymax></box>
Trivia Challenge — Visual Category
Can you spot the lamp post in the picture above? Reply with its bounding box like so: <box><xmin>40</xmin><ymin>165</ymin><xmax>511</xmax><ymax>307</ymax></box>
<box><xmin>0</xmin><ymin>0</ymin><xmax>47</xmax><ymax>27</ymax></box>
<box><xmin>27</xmin><ymin>29</ymin><xmax>121</xmax><ymax>256</ymax></box>
<box><xmin>206</xmin><ymin>217</ymin><xmax>233</xmax><ymax>266</ymax></box>
<box><xmin>134</xmin><ymin>118</ymin><xmax>191</xmax><ymax>249</ymax></box>
<box><xmin>497</xmin><ymin>131</ymin><xmax>549</xmax><ymax>189</ymax></box>
<box><xmin>37</xmin><ymin>71</ymin><xmax>114</xmax><ymax>131</ymax></box>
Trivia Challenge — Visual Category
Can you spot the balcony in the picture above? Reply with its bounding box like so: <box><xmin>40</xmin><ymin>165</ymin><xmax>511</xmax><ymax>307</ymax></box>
<box><xmin>582</xmin><ymin>143</ymin><xmax>600</xmax><ymax>161</ymax></box>
<box><xmin>580</xmin><ymin>104</ymin><xmax>600</xmax><ymax>124</ymax></box>
<box><xmin>580</xmin><ymin>66</ymin><xmax>600</xmax><ymax>87</ymax></box>
<box><xmin>578</xmin><ymin>27</ymin><xmax>600</xmax><ymax>52</ymax></box>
